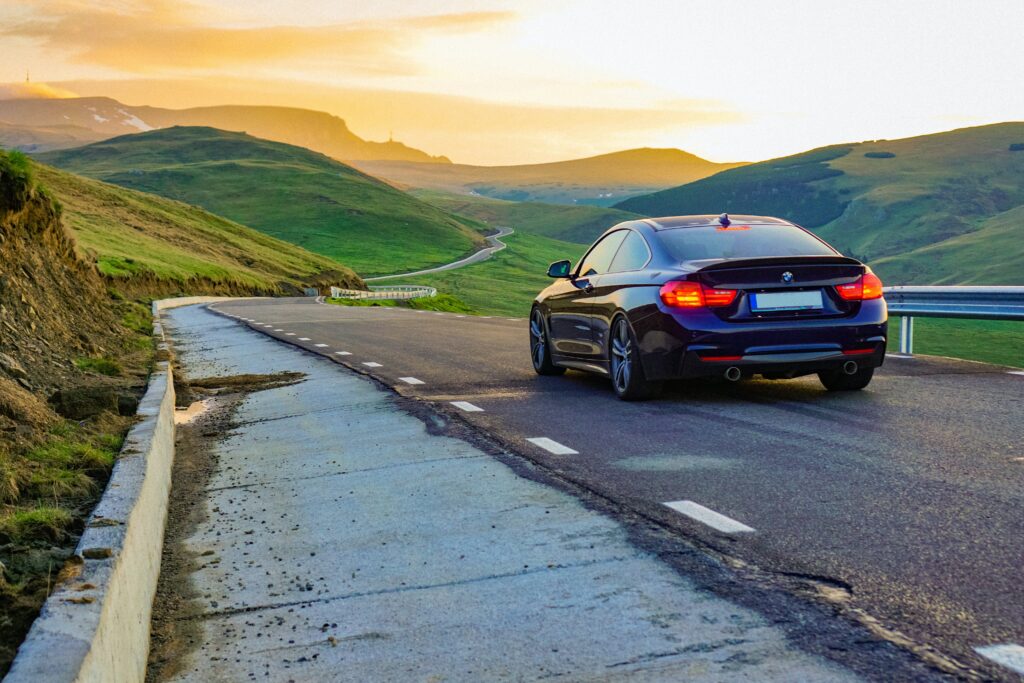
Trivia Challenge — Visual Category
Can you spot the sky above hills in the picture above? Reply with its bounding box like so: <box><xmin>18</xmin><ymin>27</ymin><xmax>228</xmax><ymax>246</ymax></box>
<box><xmin>2</xmin><ymin>0</ymin><xmax>1023</xmax><ymax>165</ymax></box>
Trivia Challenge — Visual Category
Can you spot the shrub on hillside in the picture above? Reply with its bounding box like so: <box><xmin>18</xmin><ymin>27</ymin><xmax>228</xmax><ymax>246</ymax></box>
<box><xmin>864</xmin><ymin>151</ymin><xmax>896</xmax><ymax>159</ymax></box>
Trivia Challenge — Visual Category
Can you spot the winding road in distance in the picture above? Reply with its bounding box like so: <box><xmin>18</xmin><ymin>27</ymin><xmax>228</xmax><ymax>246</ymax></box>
<box><xmin>365</xmin><ymin>225</ymin><xmax>514</xmax><ymax>282</ymax></box>
<box><xmin>210</xmin><ymin>297</ymin><xmax>1024</xmax><ymax>682</ymax></box>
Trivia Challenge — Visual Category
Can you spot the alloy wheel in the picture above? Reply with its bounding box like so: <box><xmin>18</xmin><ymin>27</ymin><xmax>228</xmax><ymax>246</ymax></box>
<box><xmin>530</xmin><ymin>310</ymin><xmax>546</xmax><ymax>370</ymax></box>
<box><xmin>611</xmin><ymin>319</ymin><xmax>632</xmax><ymax>394</ymax></box>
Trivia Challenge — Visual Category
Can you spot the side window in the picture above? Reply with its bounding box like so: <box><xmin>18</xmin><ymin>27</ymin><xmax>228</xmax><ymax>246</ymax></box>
<box><xmin>608</xmin><ymin>231</ymin><xmax>651</xmax><ymax>272</ymax></box>
<box><xmin>578</xmin><ymin>231</ymin><xmax>628</xmax><ymax>277</ymax></box>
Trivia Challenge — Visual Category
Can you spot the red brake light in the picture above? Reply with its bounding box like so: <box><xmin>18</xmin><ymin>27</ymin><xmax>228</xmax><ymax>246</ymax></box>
<box><xmin>835</xmin><ymin>272</ymin><xmax>884</xmax><ymax>301</ymax></box>
<box><xmin>660</xmin><ymin>281</ymin><xmax>703</xmax><ymax>307</ymax></box>
<box><xmin>862</xmin><ymin>272</ymin><xmax>884</xmax><ymax>299</ymax></box>
<box><xmin>659</xmin><ymin>281</ymin><xmax>737</xmax><ymax>308</ymax></box>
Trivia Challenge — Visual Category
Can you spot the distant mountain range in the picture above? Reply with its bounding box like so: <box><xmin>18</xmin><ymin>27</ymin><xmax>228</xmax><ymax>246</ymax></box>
<box><xmin>0</xmin><ymin>96</ymin><xmax>447</xmax><ymax>163</ymax></box>
<box><xmin>38</xmin><ymin>126</ymin><xmax>484</xmax><ymax>276</ymax></box>
<box><xmin>355</xmin><ymin>148</ymin><xmax>746</xmax><ymax>206</ymax></box>
<box><xmin>617</xmin><ymin>123</ymin><xmax>1024</xmax><ymax>285</ymax></box>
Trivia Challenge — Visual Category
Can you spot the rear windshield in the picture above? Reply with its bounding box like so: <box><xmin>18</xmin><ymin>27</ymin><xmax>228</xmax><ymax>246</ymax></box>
<box><xmin>658</xmin><ymin>224</ymin><xmax>837</xmax><ymax>262</ymax></box>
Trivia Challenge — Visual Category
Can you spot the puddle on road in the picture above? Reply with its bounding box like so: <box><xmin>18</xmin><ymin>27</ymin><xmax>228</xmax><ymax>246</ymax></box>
<box><xmin>174</xmin><ymin>399</ymin><xmax>214</xmax><ymax>425</ymax></box>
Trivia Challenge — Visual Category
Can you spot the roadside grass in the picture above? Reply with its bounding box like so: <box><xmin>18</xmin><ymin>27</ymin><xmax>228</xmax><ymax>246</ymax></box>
<box><xmin>1</xmin><ymin>416</ymin><xmax>131</xmax><ymax>673</ymax></box>
<box><xmin>74</xmin><ymin>357</ymin><xmax>122</xmax><ymax>377</ymax></box>
<box><xmin>326</xmin><ymin>293</ymin><xmax>477</xmax><ymax>314</ymax></box>
<box><xmin>889</xmin><ymin>317</ymin><xmax>1024</xmax><ymax>368</ymax></box>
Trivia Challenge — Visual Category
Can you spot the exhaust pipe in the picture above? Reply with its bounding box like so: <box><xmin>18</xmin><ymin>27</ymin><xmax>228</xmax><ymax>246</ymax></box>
<box><xmin>843</xmin><ymin>360</ymin><xmax>859</xmax><ymax>375</ymax></box>
<box><xmin>724</xmin><ymin>366</ymin><xmax>742</xmax><ymax>382</ymax></box>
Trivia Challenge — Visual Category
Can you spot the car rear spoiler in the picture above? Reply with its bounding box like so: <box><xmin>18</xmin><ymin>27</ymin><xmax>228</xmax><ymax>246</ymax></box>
<box><xmin>691</xmin><ymin>255</ymin><xmax>863</xmax><ymax>271</ymax></box>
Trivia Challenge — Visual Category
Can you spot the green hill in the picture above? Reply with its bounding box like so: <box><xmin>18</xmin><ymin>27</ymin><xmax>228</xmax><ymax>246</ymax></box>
<box><xmin>413</xmin><ymin>189</ymin><xmax>641</xmax><ymax>244</ymax></box>
<box><xmin>31</xmin><ymin>159</ymin><xmax>363</xmax><ymax>295</ymax></box>
<box><xmin>355</xmin><ymin>148</ymin><xmax>745</xmax><ymax>207</ymax></box>
<box><xmin>616</xmin><ymin>123</ymin><xmax>1024</xmax><ymax>284</ymax></box>
<box><xmin>37</xmin><ymin>127</ymin><xmax>485</xmax><ymax>276</ymax></box>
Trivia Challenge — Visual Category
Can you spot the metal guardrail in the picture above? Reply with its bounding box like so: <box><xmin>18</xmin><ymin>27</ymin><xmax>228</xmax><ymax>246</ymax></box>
<box><xmin>883</xmin><ymin>286</ymin><xmax>1024</xmax><ymax>354</ymax></box>
<box><xmin>329</xmin><ymin>285</ymin><xmax>437</xmax><ymax>301</ymax></box>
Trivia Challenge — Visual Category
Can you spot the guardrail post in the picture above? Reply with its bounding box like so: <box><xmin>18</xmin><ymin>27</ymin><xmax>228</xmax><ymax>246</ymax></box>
<box><xmin>899</xmin><ymin>316</ymin><xmax>914</xmax><ymax>355</ymax></box>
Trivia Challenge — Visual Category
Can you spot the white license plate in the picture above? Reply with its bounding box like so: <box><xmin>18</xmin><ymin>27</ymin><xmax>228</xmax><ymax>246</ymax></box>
<box><xmin>751</xmin><ymin>290</ymin><xmax>824</xmax><ymax>311</ymax></box>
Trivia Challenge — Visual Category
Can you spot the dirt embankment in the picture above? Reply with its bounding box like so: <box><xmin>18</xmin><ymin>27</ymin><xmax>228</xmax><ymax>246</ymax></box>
<box><xmin>0</xmin><ymin>152</ymin><xmax>153</xmax><ymax>674</ymax></box>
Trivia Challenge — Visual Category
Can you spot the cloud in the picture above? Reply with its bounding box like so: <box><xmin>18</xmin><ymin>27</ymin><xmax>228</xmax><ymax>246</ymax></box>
<box><xmin>3</xmin><ymin>1</ymin><xmax>515</xmax><ymax>75</ymax></box>
<box><xmin>0</xmin><ymin>81</ymin><xmax>78</xmax><ymax>99</ymax></box>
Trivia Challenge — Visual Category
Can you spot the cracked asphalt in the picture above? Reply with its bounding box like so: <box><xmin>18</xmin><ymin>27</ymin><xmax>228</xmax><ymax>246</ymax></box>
<box><xmin>198</xmin><ymin>297</ymin><xmax>1024</xmax><ymax>682</ymax></box>
<box><xmin>156</xmin><ymin>304</ymin><xmax>873</xmax><ymax>682</ymax></box>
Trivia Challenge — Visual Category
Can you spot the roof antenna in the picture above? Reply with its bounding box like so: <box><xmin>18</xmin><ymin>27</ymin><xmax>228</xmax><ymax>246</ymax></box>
<box><xmin>718</xmin><ymin>213</ymin><xmax>730</xmax><ymax>227</ymax></box>
<box><xmin>25</xmin><ymin>69</ymin><xmax>30</xmax><ymax>83</ymax></box>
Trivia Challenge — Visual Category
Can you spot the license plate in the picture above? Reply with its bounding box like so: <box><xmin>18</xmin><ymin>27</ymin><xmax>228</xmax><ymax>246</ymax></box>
<box><xmin>750</xmin><ymin>290</ymin><xmax>823</xmax><ymax>312</ymax></box>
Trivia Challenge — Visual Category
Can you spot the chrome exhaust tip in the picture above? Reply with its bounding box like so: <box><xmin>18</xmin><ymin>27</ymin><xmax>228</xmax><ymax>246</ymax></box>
<box><xmin>843</xmin><ymin>360</ymin><xmax>859</xmax><ymax>375</ymax></box>
<box><xmin>724</xmin><ymin>366</ymin><xmax>742</xmax><ymax>382</ymax></box>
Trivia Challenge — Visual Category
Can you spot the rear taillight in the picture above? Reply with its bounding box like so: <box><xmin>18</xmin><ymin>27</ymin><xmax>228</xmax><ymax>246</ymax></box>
<box><xmin>835</xmin><ymin>272</ymin><xmax>884</xmax><ymax>301</ymax></box>
<box><xmin>862</xmin><ymin>272</ymin><xmax>883</xmax><ymax>299</ymax></box>
<box><xmin>659</xmin><ymin>281</ymin><xmax>737</xmax><ymax>308</ymax></box>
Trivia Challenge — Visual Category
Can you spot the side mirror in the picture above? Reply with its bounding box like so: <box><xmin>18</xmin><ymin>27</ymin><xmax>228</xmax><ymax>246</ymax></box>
<box><xmin>547</xmin><ymin>259</ymin><xmax>572</xmax><ymax>278</ymax></box>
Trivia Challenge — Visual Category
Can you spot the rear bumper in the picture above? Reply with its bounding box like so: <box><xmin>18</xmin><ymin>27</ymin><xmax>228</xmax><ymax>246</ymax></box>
<box><xmin>635</xmin><ymin>300</ymin><xmax>888</xmax><ymax>380</ymax></box>
<box><xmin>678</xmin><ymin>347</ymin><xmax>884</xmax><ymax>379</ymax></box>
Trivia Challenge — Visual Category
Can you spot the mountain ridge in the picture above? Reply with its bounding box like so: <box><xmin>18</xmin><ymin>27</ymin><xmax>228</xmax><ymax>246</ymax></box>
<box><xmin>354</xmin><ymin>148</ymin><xmax>745</xmax><ymax>207</ymax></box>
<box><xmin>0</xmin><ymin>96</ymin><xmax>447</xmax><ymax>163</ymax></box>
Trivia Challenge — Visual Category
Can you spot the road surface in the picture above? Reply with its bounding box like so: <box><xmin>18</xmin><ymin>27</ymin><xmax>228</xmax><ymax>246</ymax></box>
<box><xmin>210</xmin><ymin>297</ymin><xmax>1024</xmax><ymax>681</ymax></box>
<box><xmin>157</xmin><ymin>304</ymin><xmax>865</xmax><ymax>682</ymax></box>
<box><xmin>365</xmin><ymin>226</ymin><xmax>513</xmax><ymax>282</ymax></box>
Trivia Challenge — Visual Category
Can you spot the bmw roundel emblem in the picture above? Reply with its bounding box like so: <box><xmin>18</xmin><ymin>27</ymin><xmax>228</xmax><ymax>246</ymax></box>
<box><xmin>781</xmin><ymin>271</ymin><xmax>794</xmax><ymax>284</ymax></box>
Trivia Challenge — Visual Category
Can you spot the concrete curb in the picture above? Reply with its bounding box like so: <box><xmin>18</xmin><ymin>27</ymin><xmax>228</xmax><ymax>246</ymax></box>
<box><xmin>4</xmin><ymin>297</ymin><xmax>240</xmax><ymax>683</ymax></box>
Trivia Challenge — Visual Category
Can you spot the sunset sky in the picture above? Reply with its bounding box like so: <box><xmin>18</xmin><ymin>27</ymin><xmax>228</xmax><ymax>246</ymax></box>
<box><xmin>2</xmin><ymin>0</ymin><xmax>1023</xmax><ymax>165</ymax></box>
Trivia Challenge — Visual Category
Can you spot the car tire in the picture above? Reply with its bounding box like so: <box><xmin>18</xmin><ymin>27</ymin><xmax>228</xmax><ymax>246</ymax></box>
<box><xmin>610</xmin><ymin>316</ymin><xmax>662</xmax><ymax>400</ymax></box>
<box><xmin>530</xmin><ymin>308</ymin><xmax>565</xmax><ymax>376</ymax></box>
<box><xmin>818</xmin><ymin>366</ymin><xmax>874</xmax><ymax>391</ymax></box>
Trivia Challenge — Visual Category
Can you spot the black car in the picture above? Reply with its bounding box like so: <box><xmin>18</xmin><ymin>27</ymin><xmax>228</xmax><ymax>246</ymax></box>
<box><xmin>530</xmin><ymin>214</ymin><xmax>888</xmax><ymax>400</ymax></box>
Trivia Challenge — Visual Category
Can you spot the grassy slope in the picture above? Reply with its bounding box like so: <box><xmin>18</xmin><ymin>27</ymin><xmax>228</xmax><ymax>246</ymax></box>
<box><xmin>413</xmin><ymin>189</ymin><xmax>641</xmax><ymax>243</ymax></box>
<box><xmin>616</xmin><ymin>124</ymin><xmax>1024</xmax><ymax>285</ymax></box>
<box><xmin>38</xmin><ymin>127</ymin><xmax>485</xmax><ymax>277</ymax></box>
<box><xmin>355</xmin><ymin>148</ymin><xmax>745</xmax><ymax>206</ymax></box>
<box><xmin>32</xmin><ymin>161</ymin><xmax>360</xmax><ymax>292</ymax></box>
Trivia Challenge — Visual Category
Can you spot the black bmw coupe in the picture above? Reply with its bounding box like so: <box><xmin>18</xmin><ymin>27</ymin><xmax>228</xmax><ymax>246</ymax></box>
<box><xmin>530</xmin><ymin>214</ymin><xmax>888</xmax><ymax>400</ymax></box>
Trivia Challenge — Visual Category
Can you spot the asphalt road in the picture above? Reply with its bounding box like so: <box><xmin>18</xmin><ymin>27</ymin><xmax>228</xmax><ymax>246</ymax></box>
<box><xmin>211</xmin><ymin>297</ymin><xmax>1024</xmax><ymax>681</ymax></box>
<box><xmin>365</xmin><ymin>226</ymin><xmax>513</xmax><ymax>281</ymax></box>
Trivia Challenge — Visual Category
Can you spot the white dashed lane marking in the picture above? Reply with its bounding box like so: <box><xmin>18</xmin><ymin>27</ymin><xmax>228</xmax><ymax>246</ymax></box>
<box><xmin>976</xmin><ymin>644</ymin><xmax>1024</xmax><ymax>675</ymax></box>
<box><xmin>399</xmin><ymin>377</ymin><xmax>425</xmax><ymax>385</ymax></box>
<box><xmin>1009</xmin><ymin>371</ymin><xmax>1024</xmax><ymax>376</ymax></box>
<box><xmin>363</xmin><ymin>362</ymin><xmax>383</xmax><ymax>368</ymax></box>
<box><xmin>451</xmin><ymin>401</ymin><xmax>483</xmax><ymax>412</ymax></box>
<box><xmin>335</xmin><ymin>351</ymin><xmax>352</xmax><ymax>356</ymax></box>
<box><xmin>663</xmin><ymin>501</ymin><xmax>755</xmax><ymax>534</ymax></box>
<box><xmin>526</xmin><ymin>437</ymin><xmax>578</xmax><ymax>455</ymax></box>
<box><xmin>314</xmin><ymin>343</ymin><xmax>329</xmax><ymax>348</ymax></box>
<box><xmin>285</xmin><ymin>333</ymin><xmax>295</xmax><ymax>336</ymax></box>
<box><xmin>274</xmin><ymin>329</ymin><xmax>283</xmax><ymax>332</ymax></box>
<box><xmin>298</xmin><ymin>337</ymin><xmax>311</xmax><ymax>341</ymax></box>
